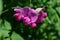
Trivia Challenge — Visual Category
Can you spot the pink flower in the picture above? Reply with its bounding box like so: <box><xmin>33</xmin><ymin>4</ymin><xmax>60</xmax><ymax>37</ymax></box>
<box><xmin>13</xmin><ymin>7</ymin><xmax>47</xmax><ymax>28</ymax></box>
<box><xmin>30</xmin><ymin>23</ymin><xmax>36</xmax><ymax>28</ymax></box>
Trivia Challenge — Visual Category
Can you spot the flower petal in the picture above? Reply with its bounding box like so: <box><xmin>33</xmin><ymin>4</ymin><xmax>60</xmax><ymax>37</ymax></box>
<box><xmin>42</xmin><ymin>12</ymin><xmax>47</xmax><ymax>18</ymax></box>
<box><xmin>30</xmin><ymin>23</ymin><xmax>36</xmax><ymax>28</ymax></box>
<box><xmin>36</xmin><ymin>8</ymin><xmax>43</xmax><ymax>13</ymax></box>
<box><xmin>13</xmin><ymin>13</ymin><xmax>21</xmax><ymax>21</ymax></box>
<box><xmin>23</xmin><ymin>17</ymin><xmax>31</xmax><ymax>25</ymax></box>
<box><xmin>14</xmin><ymin>8</ymin><xmax>22</xmax><ymax>13</ymax></box>
<box><xmin>22</xmin><ymin>7</ymin><xmax>31</xmax><ymax>17</ymax></box>
<box><xmin>30</xmin><ymin>15</ymin><xmax>38</xmax><ymax>23</ymax></box>
<box><xmin>37</xmin><ymin>14</ymin><xmax>44</xmax><ymax>23</ymax></box>
<box><xmin>29</xmin><ymin>9</ymin><xmax>38</xmax><ymax>23</ymax></box>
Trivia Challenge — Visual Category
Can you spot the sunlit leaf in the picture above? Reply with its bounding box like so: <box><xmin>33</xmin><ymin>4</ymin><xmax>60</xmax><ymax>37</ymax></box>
<box><xmin>11</xmin><ymin>32</ymin><xmax>24</xmax><ymax>40</ymax></box>
<box><xmin>0</xmin><ymin>29</ymin><xmax>10</xmax><ymax>38</ymax></box>
<box><xmin>55</xmin><ymin>20</ymin><xmax>60</xmax><ymax>36</ymax></box>
<box><xmin>4</xmin><ymin>20</ymin><xmax>11</xmax><ymax>30</ymax></box>
<box><xmin>56</xmin><ymin>0</ymin><xmax>60</xmax><ymax>6</ymax></box>
<box><xmin>0</xmin><ymin>20</ymin><xmax>11</xmax><ymax>30</ymax></box>
<box><xmin>46</xmin><ymin>0</ymin><xmax>56</xmax><ymax>7</ymax></box>
<box><xmin>56</xmin><ymin>7</ymin><xmax>60</xmax><ymax>15</ymax></box>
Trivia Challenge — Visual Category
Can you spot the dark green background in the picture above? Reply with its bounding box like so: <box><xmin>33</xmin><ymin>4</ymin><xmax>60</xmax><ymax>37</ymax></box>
<box><xmin>0</xmin><ymin>0</ymin><xmax>60</xmax><ymax>40</ymax></box>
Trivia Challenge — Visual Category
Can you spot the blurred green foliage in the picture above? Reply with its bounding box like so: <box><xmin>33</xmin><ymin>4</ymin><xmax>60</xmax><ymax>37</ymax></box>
<box><xmin>0</xmin><ymin>0</ymin><xmax>60</xmax><ymax>40</ymax></box>
<box><xmin>0</xmin><ymin>0</ymin><xmax>3</xmax><ymax>15</ymax></box>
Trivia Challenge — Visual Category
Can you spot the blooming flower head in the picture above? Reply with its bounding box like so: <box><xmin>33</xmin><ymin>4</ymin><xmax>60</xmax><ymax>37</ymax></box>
<box><xmin>13</xmin><ymin>7</ymin><xmax>47</xmax><ymax>28</ymax></box>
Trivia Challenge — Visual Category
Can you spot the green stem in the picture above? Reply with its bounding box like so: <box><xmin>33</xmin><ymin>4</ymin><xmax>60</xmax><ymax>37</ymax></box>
<box><xmin>30</xmin><ymin>0</ymin><xmax>31</xmax><ymax>7</ymax></box>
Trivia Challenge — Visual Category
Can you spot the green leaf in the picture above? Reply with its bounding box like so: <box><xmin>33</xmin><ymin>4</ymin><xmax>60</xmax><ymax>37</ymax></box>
<box><xmin>46</xmin><ymin>0</ymin><xmax>56</xmax><ymax>7</ymax></box>
<box><xmin>37</xmin><ymin>0</ymin><xmax>47</xmax><ymax>3</ymax></box>
<box><xmin>4</xmin><ymin>20</ymin><xmax>11</xmax><ymax>30</ymax></box>
<box><xmin>4</xmin><ymin>38</ymin><xmax>10</xmax><ymax>40</ymax></box>
<box><xmin>0</xmin><ymin>32</ymin><xmax>4</xmax><ymax>40</ymax></box>
<box><xmin>0</xmin><ymin>20</ymin><xmax>10</xmax><ymax>40</ymax></box>
<box><xmin>55</xmin><ymin>20</ymin><xmax>60</xmax><ymax>36</ymax></box>
<box><xmin>0</xmin><ymin>20</ymin><xmax>11</xmax><ymax>30</ymax></box>
<box><xmin>0</xmin><ymin>0</ymin><xmax>3</xmax><ymax>15</ymax></box>
<box><xmin>56</xmin><ymin>7</ymin><xmax>60</xmax><ymax>15</ymax></box>
<box><xmin>42</xmin><ymin>0</ymin><xmax>47</xmax><ymax>3</ymax></box>
<box><xmin>0</xmin><ymin>19</ymin><xmax>2</xmax><ymax>27</ymax></box>
<box><xmin>56</xmin><ymin>0</ymin><xmax>60</xmax><ymax>6</ymax></box>
<box><xmin>46</xmin><ymin>7</ymin><xmax>59</xmax><ymax>23</ymax></box>
<box><xmin>46</xmin><ymin>7</ymin><xmax>56</xmax><ymax>17</ymax></box>
<box><xmin>30</xmin><ymin>3</ymin><xmax>33</xmax><ymax>8</ymax></box>
<box><xmin>0</xmin><ymin>28</ymin><xmax>10</xmax><ymax>38</ymax></box>
<box><xmin>40</xmin><ymin>23</ymin><xmax>47</xmax><ymax>29</ymax></box>
<box><xmin>11</xmin><ymin>32</ymin><xmax>24</xmax><ymax>40</ymax></box>
<box><xmin>37</xmin><ymin>0</ymin><xmax>41</xmax><ymax>3</ymax></box>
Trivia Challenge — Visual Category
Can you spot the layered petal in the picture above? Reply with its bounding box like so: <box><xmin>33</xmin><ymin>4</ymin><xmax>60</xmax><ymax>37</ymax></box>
<box><xmin>30</xmin><ymin>15</ymin><xmax>38</xmax><ymax>23</ymax></box>
<box><xmin>13</xmin><ymin>13</ymin><xmax>21</xmax><ymax>21</ymax></box>
<box><xmin>22</xmin><ymin>7</ymin><xmax>31</xmax><ymax>17</ymax></box>
<box><xmin>22</xmin><ymin>7</ymin><xmax>38</xmax><ymax>24</ymax></box>
<box><xmin>13</xmin><ymin>8</ymin><xmax>23</xmax><ymax>21</ymax></box>
<box><xmin>14</xmin><ymin>8</ymin><xmax>22</xmax><ymax>13</ymax></box>
<box><xmin>23</xmin><ymin>17</ymin><xmax>31</xmax><ymax>25</ymax></box>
